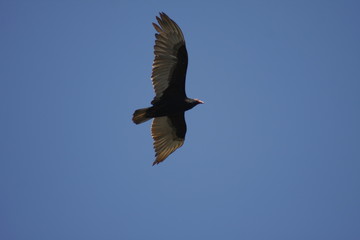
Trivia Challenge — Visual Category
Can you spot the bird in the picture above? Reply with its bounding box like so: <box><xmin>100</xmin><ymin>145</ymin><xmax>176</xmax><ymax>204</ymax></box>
<box><xmin>132</xmin><ymin>12</ymin><xmax>204</xmax><ymax>165</ymax></box>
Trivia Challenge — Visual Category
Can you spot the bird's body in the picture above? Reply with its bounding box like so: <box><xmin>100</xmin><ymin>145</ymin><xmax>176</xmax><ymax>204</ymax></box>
<box><xmin>148</xmin><ymin>99</ymin><xmax>201</xmax><ymax>117</ymax></box>
<box><xmin>132</xmin><ymin>13</ymin><xmax>203</xmax><ymax>165</ymax></box>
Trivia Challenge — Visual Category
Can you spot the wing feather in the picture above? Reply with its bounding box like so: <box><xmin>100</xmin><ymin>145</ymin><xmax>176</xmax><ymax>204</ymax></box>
<box><xmin>151</xmin><ymin>114</ymin><xmax>187</xmax><ymax>165</ymax></box>
<box><xmin>151</xmin><ymin>12</ymin><xmax>188</xmax><ymax>104</ymax></box>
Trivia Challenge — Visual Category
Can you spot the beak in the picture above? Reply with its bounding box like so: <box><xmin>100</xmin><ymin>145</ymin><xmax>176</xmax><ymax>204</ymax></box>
<box><xmin>196</xmin><ymin>99</ymin><xmax>204</xmax><ymax>104</ymax></box>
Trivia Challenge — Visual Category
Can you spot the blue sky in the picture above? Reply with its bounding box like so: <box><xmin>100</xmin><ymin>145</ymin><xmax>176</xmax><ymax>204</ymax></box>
<box><xmin>1</xmin><ymin>0</ymin><xmax>360</xmax><ymax>239</ymax></box>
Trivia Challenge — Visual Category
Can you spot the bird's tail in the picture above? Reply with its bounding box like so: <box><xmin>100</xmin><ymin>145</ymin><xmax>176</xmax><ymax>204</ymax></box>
<box><xmin>132</xmin><ymin>108</ymin><xmax>152</xmax><ymax>124</ymax></box>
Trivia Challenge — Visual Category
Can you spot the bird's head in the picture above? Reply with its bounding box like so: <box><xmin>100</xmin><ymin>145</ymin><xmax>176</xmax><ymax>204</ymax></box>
<box><xmin>185</xmin><ymin>98</ymin><xmax>204</xmax><ymax>110</ymax></box>
<box><xmin>194</xmin><ymin>99</ymin><xmax>204</xmax><ymax>105</ymax></box>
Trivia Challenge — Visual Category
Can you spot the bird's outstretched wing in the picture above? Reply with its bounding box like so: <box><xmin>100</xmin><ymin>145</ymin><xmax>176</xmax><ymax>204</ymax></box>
<box><xmin>151</xmin><ymin>113</ymin><xmax>187</xmax><ymax>165</ymax></box>
<box><xmin>151</xmin><ymin>12</ymin><xmax>188</xmax><ymax>105</ymax></box>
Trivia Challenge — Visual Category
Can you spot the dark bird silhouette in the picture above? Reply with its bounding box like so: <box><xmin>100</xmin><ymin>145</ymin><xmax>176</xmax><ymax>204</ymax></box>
<box><xmin>132</xmin><ymin>12</ymin><xmax>203</xmax><ymax>165</ymax></box>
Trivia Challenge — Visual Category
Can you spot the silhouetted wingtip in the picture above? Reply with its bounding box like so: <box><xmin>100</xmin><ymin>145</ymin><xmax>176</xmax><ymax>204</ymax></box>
<box><xmin>158</xmin><ymin>12</ymin><xmax>170</xmax><ymax>21</ymax></box>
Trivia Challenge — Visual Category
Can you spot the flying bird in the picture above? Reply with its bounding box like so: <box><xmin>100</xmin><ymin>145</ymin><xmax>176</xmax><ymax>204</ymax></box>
<box><xmin>132</xmin><ymin>12</ymin><xmax>203</xmax><ymax>165</ymax></box>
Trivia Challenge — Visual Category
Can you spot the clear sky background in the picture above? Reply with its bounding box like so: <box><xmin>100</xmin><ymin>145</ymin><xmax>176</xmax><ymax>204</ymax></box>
<box><xmin>1</xmin><ymin>0</ymin><xmax>360</xmax><ymax>239</ymax></box>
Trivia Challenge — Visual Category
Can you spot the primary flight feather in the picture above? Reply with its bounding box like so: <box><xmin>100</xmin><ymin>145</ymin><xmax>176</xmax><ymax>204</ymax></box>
<box><xmin>132</xmin><ymin>12</ymin><xmax>203</xmax><ymax>165</ymax></box>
